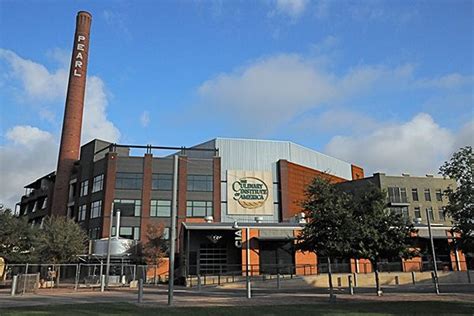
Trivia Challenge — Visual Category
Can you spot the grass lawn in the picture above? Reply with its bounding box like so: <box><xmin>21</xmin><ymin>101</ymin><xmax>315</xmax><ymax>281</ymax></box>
<box><xmin>1</xmin><ymin>301</ymin><xmax>473</xmax><ymax>316</ymax></box>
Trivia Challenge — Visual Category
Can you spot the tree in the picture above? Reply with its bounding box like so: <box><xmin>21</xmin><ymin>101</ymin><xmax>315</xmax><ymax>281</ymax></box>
<box><xmin>439</xmin><ymin>146</ymin><xmax>474</xmax><ymax>254</ymax></box>
<box><xmin>35</xmin><ymin>216</ymin><xmax>88</xmax><ymax>263</ymax></box>
<box><xmin>351</xmin><ymin>186</ymin><xmax>416</xmax><ymax>296</ymax></box>
<box><xmin>0</xmin><ymin>207</ymin><xmax>38</xmax><ymax>263</ymax></box>
<box><xmin>297</xmin><ymin>177</ymin><xmax>355</xmax><ymax>300</ymax></box>
<box><xmin>142</xmin><ymin>223</ymin><xmax>167</xmax><ymax>283</ymax></box>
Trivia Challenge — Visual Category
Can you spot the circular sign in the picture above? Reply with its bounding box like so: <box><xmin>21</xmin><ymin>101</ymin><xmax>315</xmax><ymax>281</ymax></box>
<box><xmin>232</xmin><ymin>177</ymin><xmax>269</xmax><ymax>209</ymax></box>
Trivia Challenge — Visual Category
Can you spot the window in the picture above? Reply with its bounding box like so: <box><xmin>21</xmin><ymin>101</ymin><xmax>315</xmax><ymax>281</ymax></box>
<box><xmin>150</xmin><ymin>200</ymin><xmax>171</xmax><ymax>217</ymax></box>
<box><xmin>438</xmin><ymin>208</ymin><xmax>446</xmax><ymax>221</ymax></box>
<box><xmin>41</xmin><ymin>197</ymin><xmax>48</xmax><ymax>209</ymax></box>
<box><xmin>111</xmin><ymin>226</ymin><xmax>140</xmax><ymax>240</ymax></box>
<box><xmin>435</xmin><ymin>189</ymin><xmax>443</xmax><ymax>202</ymax></box>
<box><xmin>426</xmin><ymin>207</ymin><xmax>434</xmax><ymax>221</ymax></box>
<box><xmin>78</xmin><ymin>204</ymin><xmax>87</xmax><ymax>221</ymax></box>
<box><xmin>186</xmin><ymin>200</ymin><xmax>212</xmax><ymax>217</ymax></box>
<box><xmin>88</xmin><ymin>227</ymin><xmax>101</xmax><ymax>239</ymax></box>
<box><xmin>90</xmin><ymin>200</ymin><xmax>102</xmax><ymax>218</ymax></box>
<box><xmin>187</xmin><ymin>175</ymin><xmax>213</xmax><ymax>192</ymax></box>
<box><xmin>414</xmin><ymin>207</ymin><xmax>421</xmax><ymax>219</ymax></box>
<box><xmin>152</xmin><ymin>174</ymin><xmax>173</xmax><ymax>190</ymax></box>
<box><xmin>389</xmin><ymin>207</ymin><xmax>409</xmax><ymax>219</ymax></box>
<box><xmin>92</xmin><ymin>174</ymin><xmax>104</xmax><ymax>193</ymax></box>
<box><xmin>424</xmin><ymin>188</ymin><xmax>431</xmax><ymax>201</ymax></box>
<box><xmin>115</xmin><ymin>173</ymin><xmax>142</xmax><ymax>190</ymax></box>
<box><xmin>412</xmin><ymin>188</ymin><xmax>419</xmax><ymax>201</ymax></box>
<box><xmin>387</xmin><ymin>187</ymin><xmax>408</xmax><ymax>203</ymax></box>
<box><xmin>113</xmin><ymin>199</ymin><xmax>141</xmax><ymax>216</ymax></box>
<box><xmin>80</xmin><ymin>180</ymin><xmax>89</xmax><ymax>196</ymax></box>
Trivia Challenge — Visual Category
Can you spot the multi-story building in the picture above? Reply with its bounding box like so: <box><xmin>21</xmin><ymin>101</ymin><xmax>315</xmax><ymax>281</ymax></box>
<box><xmin>338</xmin><ymin>173</ymin><xmax>468</xmax><ymax>271</ymax></box>
<box><xmin>17</xmin><ymin>137</ymin><xmax>364</xmax><ymax>276</ymax></box>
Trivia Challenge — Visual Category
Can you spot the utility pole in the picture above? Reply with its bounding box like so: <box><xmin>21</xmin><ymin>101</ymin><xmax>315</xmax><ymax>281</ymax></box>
<box><xmin>105</xmin><ymin>205</ymin><xmax>114</xmax><ymax>288</ymax></box>
<box><xmin>246</xmin><ymin>226</ymin><xmax>251</xmax><ymax>299</ymax></box>
<box><xmin>426</xmin><ymin>208</ymin><xmax>440</xmax><ymax>295</ymax></box>
<box><xmin>168</xmin><ymin>155</ymin><xmax>179</xmax><ymax>305</ymax></box>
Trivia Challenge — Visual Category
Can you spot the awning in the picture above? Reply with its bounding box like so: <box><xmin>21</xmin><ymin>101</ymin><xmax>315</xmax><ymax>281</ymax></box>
<box><xmin>416</xmin><ymin>228</ymin><xmax>449</xmax><ymax>239</ymax></box>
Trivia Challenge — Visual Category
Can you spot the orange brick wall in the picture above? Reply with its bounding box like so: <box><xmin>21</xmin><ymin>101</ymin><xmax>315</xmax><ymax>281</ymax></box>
<box><xmin>242</xmin><ymin>228</ymin><xmax>260</xmax><ymax>275</ymax></box>
<box><xmin>351</xmin><ymin>164</ymin><xmax>365</xmax><ymax>180</ymax></box>
<box><xmin>294</xmin><ymin>230</ymin><xmax>317</xmax><ymax>275</ymax></box>
<box><xmin>279</xmin><ymin>160</ymin><xmax>349</xmax><ymax>220</ymax></box>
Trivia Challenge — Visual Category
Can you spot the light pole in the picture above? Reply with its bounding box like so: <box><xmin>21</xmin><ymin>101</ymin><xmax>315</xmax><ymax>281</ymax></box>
<box><xmin>426</xmin><ymin>208</ymin><xmax>440</xmax><ymax>295</ymax></box>
<box><xmin>168</xmin><ymin>154</ymin><xmax>178</xmax><ymax>305</ymax></box>
<box><xmin>246</xmin><ymin>226</ymin><xmax>251</xmax><ymax>299</ymax></box>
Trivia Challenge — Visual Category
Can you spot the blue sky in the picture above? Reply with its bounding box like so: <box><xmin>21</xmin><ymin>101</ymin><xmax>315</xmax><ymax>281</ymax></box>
<box><xmin>1</xmin><ymin>0</ymin><xmax>473</xmax><ymax>208</ymax></box>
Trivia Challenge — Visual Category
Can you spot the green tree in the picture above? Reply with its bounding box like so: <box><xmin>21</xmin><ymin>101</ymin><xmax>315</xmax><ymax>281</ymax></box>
<box><xmin>35</xmin><ymin>216</ymin><xmax>88</xmax><ymax>263</ymax></box>
<box><xmin>297</xmin><ymin>177</ymin><xmax>354</xmax><ymax>300</ymax></box>
<box><xmin>351</xmin><ymin>187</ymin><xmax>416</xmax><ymax>296</ymax></box>
<box><xmin>0</xmin><ymin>207</ymin><xmax>38</xmax><ymax>263</ymax></box>
<box><xmin>439</xmin><ymin>146</ymin><xmax>474</xmax><ymax>253</ymax></box>
<box><xmin>142</xmin><ymin>223</ymin><xmax>167</xmax><ymax>282</ymax></box>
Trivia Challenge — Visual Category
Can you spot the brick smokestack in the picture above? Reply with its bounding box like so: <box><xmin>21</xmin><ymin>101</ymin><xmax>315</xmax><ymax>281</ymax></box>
<box><xmin>51</xmin><ymin>11</ymin><xmax>92</xmax><ymax>216</ymax></box>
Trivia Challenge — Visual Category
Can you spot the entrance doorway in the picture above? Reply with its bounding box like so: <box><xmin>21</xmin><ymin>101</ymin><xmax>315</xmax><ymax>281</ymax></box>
<box><xmin>259</xmin><ymin>240</ymin><xmax>295</xmax><ymax>274</ymax></box>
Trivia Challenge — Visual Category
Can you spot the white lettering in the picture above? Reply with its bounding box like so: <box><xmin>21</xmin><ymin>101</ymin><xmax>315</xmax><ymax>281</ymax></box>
<box><xmin>76</xmin><ymin>52</ymin><xmax>83</xmax><ymax>60</ymax></box>
<box><xmin>73</xmin><ymin>69</ymin><xmax>81</xmax><ymax>77</ymax></box>
<box><xmin>74</xmin><ymin>60</ymin><xmax>83</xmax><ymax>68</ymax></box>
<box><xmin>78</xmin><ymin>35</ymin><xmax>86</xmax><ymax>42</ymax></box>
<box><xmin>77</xmin><ymin>43</ymin><xmax>85</xmax><ymax>51</ymax></box>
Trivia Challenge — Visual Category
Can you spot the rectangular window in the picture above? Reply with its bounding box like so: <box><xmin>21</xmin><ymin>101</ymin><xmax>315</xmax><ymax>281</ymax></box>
<box><xmin>115</xmin><ymin>173</ymin><xmax>143</xmax><ymax>190</ymax></box>
<box><xmin>412</xmin><ymin>188</ymin><xmax>418</xmax><ymax>201</ymax></box>
<box><xmin>78</xmin><ymin>204</ymin><xmax>87</xmax><ymax>222</ymax></box>
<box><xmin>424</xmin><ymin>189</ymin><xmax>431</xmax><ymax>201</ymax></box>
<box><xmin>414</xmin><ymin>207</ymin><xmax>421</xmax><ymax>219</ymax></box>
<box><xmin>427</xmin><ymin>207</ymin><xmax>434</xmax><ymax>221</ymax></box>
<box><xmin>387</xmin><ymin>187</ymin><xmax>408</xmax><ymax>203</ymax></box>
<box><xmin>435</xmin><ymin>189</ymin><xmax>443</xmax><ymax>202</ymax></box>
<box><xmin>80</xmin><ymin>180</ymin><xmax>89</xmax><ymax>196</ymax></box>
<box><xmin>187</xmin><ymin>175</ymin><xmax>213</xmax><ymax>192</ymax></box>
<box><xmin>41</xmin><ymin>197</ymin><xmax>48</xmax><ymax>209</ymax></box>
<box><xmin>438</xmin><ymin>208</ymin><xmax>446</xmax><ymax>221</ymax></box>
<box><xmin>88</xmin><ymin>227</ymin><xmax>101</xmax><ymax>239</ymax></box>
<box><xmin>186</xmin><ymin>200</ymin><xmax>212</xmax><ymax>217</ymax></box>
<box><xmin>150</xmin><ymin>200</ymin><xmax>171</xmax><ymax>217</ymax></box>
<box><xmin>92</xmin><ymin>174</ymin><xmax>104</xmax><ymax>193</ymax></box>
<box><xmin>111</xmin><ymin>226</ymin><xmax>140</xmax><ymax>240</ymax></box>
<box><xmin>152</xmin><ymin>174</ymin><xmax>173</xmax><ymax>190</ymax></box>
<box><xmin>113</xmin><ymin>199</ymin><xmax>141</xmax><ymax>217</ymax></box>
<box><xmin>389</xmin><ymin>207</ymin><xmax>409</xmax><ymax>219</ymax></box>
<box><xmin>90</xmin><ymin>200</ymin><xmax>102</xmax><ymax>218</ymax></box>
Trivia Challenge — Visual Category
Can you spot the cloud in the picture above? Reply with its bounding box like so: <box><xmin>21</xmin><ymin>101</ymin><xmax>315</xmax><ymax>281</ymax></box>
<box><xmin>140</xmin><ymin>111</ymin><xmax>150</xmax><ymax>127</ymax></box>
<box><xmin>196</xmin><ymin>53</ymin><xmax>416</xmax><ymax>135</ymax></box>
<box><xmin>103</xmin><ymin>10</ymin><xmax>131</xmax><ymax>39</ymax></box>
<box><xmin>324</xmin><ymin>113</ymin><xmax>472</xmax><ymax>176</ymax></box>
<box><xmin>415</xmin><ymin>73</ymin><xmax>474</xmax><ymax>90</ymax></box>
<box><xmin>274</xmin><ymin>0</ymin><xmax>309</xmax><ymax>18</ymax></box>
<box><xmin>0</xmin><ymin>48</ymin><xmax>120</xmax><ymax>143</ymax></box>
<box><xmin>0</xmin><ymin>126</ymin><xmax>58</xmax><ymax>210</ymax></box>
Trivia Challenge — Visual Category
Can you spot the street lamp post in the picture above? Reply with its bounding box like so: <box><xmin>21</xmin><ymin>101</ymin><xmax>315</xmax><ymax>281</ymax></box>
<box><xmin>426</xmin><ymin>208</ymin><xmax>440</xmax><ymax>295</ymax></box>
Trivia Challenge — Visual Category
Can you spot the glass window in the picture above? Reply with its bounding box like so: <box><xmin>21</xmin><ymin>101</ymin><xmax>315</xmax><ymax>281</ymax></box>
<box><xmin>115</xmin><ymin>173</ymin><xmax>142</xmax><ymax>190</ymax></box>
<box><xmin>435</xmin><ymin>189</ymin><xmax>443</xmax><ymax>202</ymax></box>
<box><xmin>187</xmin><ymin>175</ymin><xmax>213</xmax><ymax>192</ymax></box>
<box><xmin>424</xmin><ymin>188</ymin><xmax>431</xmax><ymax>201</ymax></box>
<box><xmin>88</xmin><ymin>227</ymin><xmax>101</xmax><ymax>239</ymax></box>
<box><xmin>41</xmin><ymin>197</ymin><xmax>48</xmax><ymax>209</ymax></box>
<box><xmin>152</xmin><ymin>174</ymin><xmax>173</xmax><ymax>190</ymax></box>
<box><xmin>414</xmin><ymin>207</ymin><xmax>421</xmax><ymax>219</ymax></box>
<box><xmin>438</xmin><ymin>208</ymin><xmax>446</xmax><ymax>221</ymax></box>
<box><xmin>114</xmin><ymin>199</ymin><xmax>141</xmax><ymax>217</ymax></box>
<box><xmin>411</xmin><ymin>188</ymin><xmax>418</xmax><ymax>201</ymax></box>
<box><xmin>92</xmin><ymin>174</ymin><xmax>104</xmax><ymax>193</ymax></box>
<box><xmin>90</xmin><ymin>200</ymin><xmax>102</xmax><ymax>218</ymax></box>
<box><xmin>150</xmin><ymin>200</ymin><xmax>171</xmax><ymax>217</ymax></box>
<box><xmin>426</xmin><ymin>207</ymin><xmax>434</xmax><ymax>221</ymax></box>
<box><xmin>186</xmin><ymin>200</ymin><xmax>212</xmax><ymax>217</ymax></box>
<box><xmin>111</xmin><ymin>226</ymin><xmax>140</xmax><ymax>240</ymax></box>
<box><xmin>387</xmin><ymin>187</ymin><xmax>408</xmax><ymax>203</ymax></box>
<box><xmin>389</xmin><ymin>207</ymin><xmax>409</xmax><ymax>219</ymax></box>
<box><xmin>80</xmin><ymin>180</ymin><xmax>89</xmax><ymax>196</ymax></box>
<box><xmin>78</xmin><ymin>204</ymin><xmax>87</xmax><ymax>222</ymax></box>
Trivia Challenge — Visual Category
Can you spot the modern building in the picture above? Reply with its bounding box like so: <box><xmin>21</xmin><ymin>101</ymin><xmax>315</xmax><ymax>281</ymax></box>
<box><xmin>17</xmin><ymin>137</ymin><xmax>364</xmax><ymax>277</ymax></box>
<box><xmin>337</xmin><ymin>173</ymin><xmax>469</xmax><ymax>271</ymax></box>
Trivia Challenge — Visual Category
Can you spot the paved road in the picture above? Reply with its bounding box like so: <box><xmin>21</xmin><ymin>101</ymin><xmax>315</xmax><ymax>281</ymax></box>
<box><xmin>1</xmin><ymin>284</ymin><xmax>474</xmax><ymax>309</ymax></box>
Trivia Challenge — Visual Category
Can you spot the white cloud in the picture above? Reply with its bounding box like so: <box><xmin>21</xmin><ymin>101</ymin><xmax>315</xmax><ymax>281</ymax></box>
<box><xmin>140</xmin><ymin>111</ymin><xmax>150</xmax><ymax>127</ymax></box>
<box><xmin>0</xmin><ymin>126</ymin><xmax>58</xmax><ymax>210</ymax></box>
<box><xmin>274</xmin><ymin>0</ymin><xmax>309</xmax><ymax>18</ymax></box>
<box><xmin>196</xmin><ymin>53</ymin><xmax>414</xmax><ymax>134</ymax></box>
<box><xmin>415</xmin><ymin>73</ymin><xmax>474</xmax><ymax>90</ymax></box>
<box><xmin>324</xmin><ymin>113</ymin><xmax>472</xmax><ymax>176</ymax></box>
<box><xmin>0</xmin><ymin>49</ymin><xmax>120</xmax><ymax>143</ymax></box>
